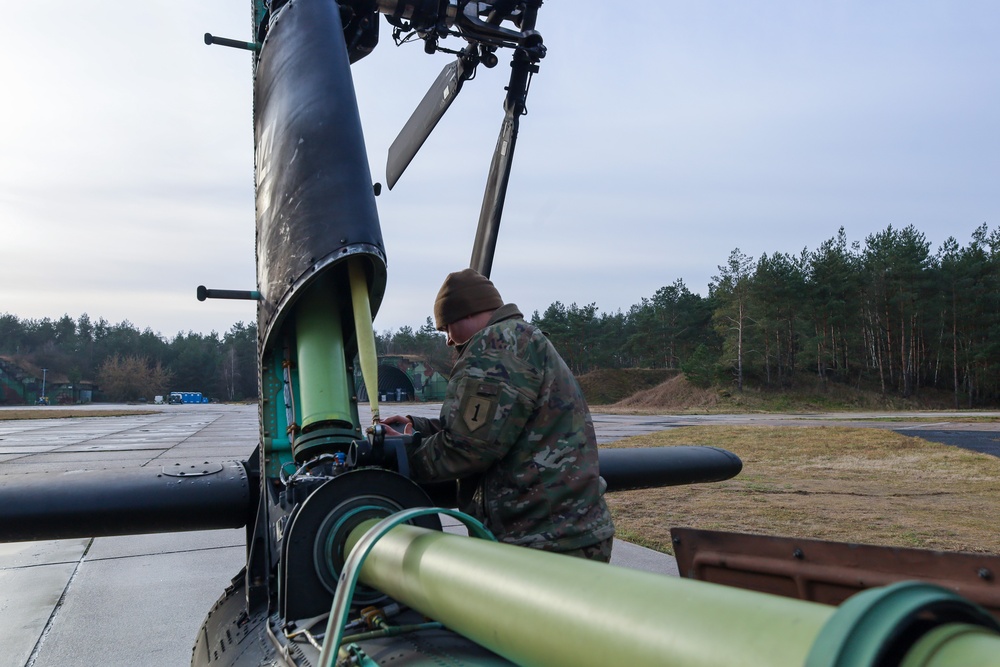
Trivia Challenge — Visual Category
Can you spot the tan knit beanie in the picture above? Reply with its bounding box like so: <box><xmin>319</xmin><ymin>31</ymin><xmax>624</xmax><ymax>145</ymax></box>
<box><xmin>433</xmin><ymin>269</ymin><xmax>504</xmax><ymax>330</ymax></box>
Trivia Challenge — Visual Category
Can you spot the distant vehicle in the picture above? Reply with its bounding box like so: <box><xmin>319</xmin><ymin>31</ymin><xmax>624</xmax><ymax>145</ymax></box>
<box><xmin>168</xmin><ymin>391</ymin><xmax>207</xmax><ymax>404</ymax></box>
<box><xmin>35</xmin><ymin>396</ymin><xmax>49</xmax><ymax>406</ymax></box>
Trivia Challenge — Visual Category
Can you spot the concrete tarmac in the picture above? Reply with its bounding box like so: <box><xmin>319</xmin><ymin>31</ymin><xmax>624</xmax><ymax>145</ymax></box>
<box><xmin>1</xmin><ymin>404</ymin><xmax>998</xmax><ymax>666</ymax></box>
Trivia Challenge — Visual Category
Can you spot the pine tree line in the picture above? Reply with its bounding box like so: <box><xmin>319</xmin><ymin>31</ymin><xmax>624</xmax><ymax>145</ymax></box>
<box><xmin>0</xmin><ymin>315</ymin><xmax>258</xmax><ymax>402</ymax></box>
<box><xmin>4</xmin><ymin>223</ymin><xmax>999</xmax><ymax>406</ymax></box>
<box><xmin>531</xmin><ymin>224</ymin><xmax>1000</xmax><ymax>407</ymax></box>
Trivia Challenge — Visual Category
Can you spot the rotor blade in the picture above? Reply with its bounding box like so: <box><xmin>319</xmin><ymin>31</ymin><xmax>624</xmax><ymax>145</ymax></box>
<box><xmin>469</xmin><ymin>106</ymin><xmax>518</xmax><ymax>277</ymax></box>
<box><xmin>470</xmin><ymin>46</ymin><xmax>536</xmax><ymax>278</ymax></box>
<box><xmin>386</xmin><ymin>58</ymin><xmax>468</xmax><ymax>189</ymax></box>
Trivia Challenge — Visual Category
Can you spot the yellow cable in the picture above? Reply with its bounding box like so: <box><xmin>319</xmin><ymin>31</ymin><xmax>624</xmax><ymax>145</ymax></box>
<box><xmin>348</xmin><ymin>257</ymin><xmax>379</xmax><ymax>424</ymax></box>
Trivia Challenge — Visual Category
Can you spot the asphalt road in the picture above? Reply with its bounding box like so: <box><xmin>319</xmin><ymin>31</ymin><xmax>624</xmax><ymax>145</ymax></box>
<box><xmin>1</xmin><ymin>404</ymin><xmax>998</xmax><ymax>666</ymax></box>
<box><xmin>898</xmin><ymin>428</ymin><xmax>1000</xmax><ymax>457</ymax></box>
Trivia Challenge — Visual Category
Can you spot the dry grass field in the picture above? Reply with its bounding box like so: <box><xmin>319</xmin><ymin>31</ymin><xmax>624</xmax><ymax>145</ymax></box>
<box><xmin>605</xmin><ymin>425</ymin><xmax>1000</xmax><ymax>556</ymax></box>
<box><xmin>0</xmin><ymin>409</ymin><xmax>157</xmax><ymax>420</ymax></box>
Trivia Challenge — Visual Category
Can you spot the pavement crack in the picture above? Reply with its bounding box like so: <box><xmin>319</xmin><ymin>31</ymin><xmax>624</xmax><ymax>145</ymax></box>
<box><xmin>83</xmin><ymin>543</ymin><xmax>244</xmax><ymax>563</ymax></box>
<box><xmin>24</xmin><ymin>538</ymin><xmax>94</xmax><ymax>667</ymax></box>
<box><xmin>141</xmin><ymin>412</ymin><xmax>228</xmax><ymax>466</ymax></box>
<box><xmin>0</xmin><ymin>559</ymin><xmax>87</xmax><ymax>572</ymax></box>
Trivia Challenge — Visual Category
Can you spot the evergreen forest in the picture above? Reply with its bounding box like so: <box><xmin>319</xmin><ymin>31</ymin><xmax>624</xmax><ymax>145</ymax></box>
<box><xmin>3</xmin><ymin>223</ymin><xmax>1000</xmax><ymax>407</ymax></box>
<box><xmin>531</xmin><ymin>224</ymin><xmax>1000</xmax><ymax>408</ymax></box>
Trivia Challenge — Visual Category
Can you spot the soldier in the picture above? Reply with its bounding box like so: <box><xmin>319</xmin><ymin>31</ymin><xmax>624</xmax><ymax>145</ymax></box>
<box><xmin>382</xmin><ymin>269</ymin><xmax>614</xmax><ymax>561</ymax></box>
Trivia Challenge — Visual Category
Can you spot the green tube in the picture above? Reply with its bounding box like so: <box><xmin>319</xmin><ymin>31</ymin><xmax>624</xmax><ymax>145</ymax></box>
<box><xmin>346</xmin><ymin>523</ymin><xmax>835</xmax><ymax>667</ymax></box>
<box><xmin>806</xmin><ymin>581</ymin><xmax>1000</xmax><ymax>667</ymax></box>
<box><xmin>295</xmin><ymin>277</ymin><xmax>352</xmax><ymax>430</ymax></box>
<box><xmin>901</xmin><ymin>623</ymin><xmax>1000</xmax><ymax>667</ymax></box>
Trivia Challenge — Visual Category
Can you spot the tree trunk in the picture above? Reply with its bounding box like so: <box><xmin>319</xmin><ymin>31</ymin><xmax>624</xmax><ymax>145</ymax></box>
<box><xmin>952</xmin><ymin>295</ymin><xmax>959</xmax><ymax>409</ymax></box>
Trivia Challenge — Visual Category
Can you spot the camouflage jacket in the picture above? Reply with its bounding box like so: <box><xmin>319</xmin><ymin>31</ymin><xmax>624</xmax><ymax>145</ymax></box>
<box><xmin>407</xmin><ymin>304</ymin><xmax>614</xmax><ymax>552</ymax></box>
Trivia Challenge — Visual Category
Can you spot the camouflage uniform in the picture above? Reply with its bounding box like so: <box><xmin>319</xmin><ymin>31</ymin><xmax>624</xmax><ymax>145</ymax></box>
<box><xmin>407</xmin><ymin>304</ymin><xmax>614</xmax><ymax>559</ymax></box>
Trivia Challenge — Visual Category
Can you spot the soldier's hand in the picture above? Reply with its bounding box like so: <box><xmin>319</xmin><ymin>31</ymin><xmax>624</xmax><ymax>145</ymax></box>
<box><xmin>381</xmin><ymin>415</ymin><xmax>413</xmax><ymax>436</ymax></box>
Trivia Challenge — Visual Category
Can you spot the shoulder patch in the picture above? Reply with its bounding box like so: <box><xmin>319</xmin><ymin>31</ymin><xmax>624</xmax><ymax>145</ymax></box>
<box><xmin>458</xmin><ymin>380</ymin><xmax>499</xmax><ymax>435</ymax></box>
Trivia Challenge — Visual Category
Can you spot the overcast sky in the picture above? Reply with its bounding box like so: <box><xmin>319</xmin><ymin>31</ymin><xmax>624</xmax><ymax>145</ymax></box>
<box><xmin>2</xmin><ymin>2</ymin><xmax>998</xmax><ymax>338</ymax></box>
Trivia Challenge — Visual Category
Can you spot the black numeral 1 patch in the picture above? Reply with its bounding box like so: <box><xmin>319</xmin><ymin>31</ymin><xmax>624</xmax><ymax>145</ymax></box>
<box><xmin>460</xmin><ymin>381</ymin><xmax>499</xmax><ymax>434</ymax></box>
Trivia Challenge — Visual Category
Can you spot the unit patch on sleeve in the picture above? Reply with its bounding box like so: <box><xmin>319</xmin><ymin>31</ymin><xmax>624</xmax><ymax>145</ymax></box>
<box><xmin>457</xmin><ymin>379</ymin><xmax>499</xmax><ymax>436</ymax></box>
